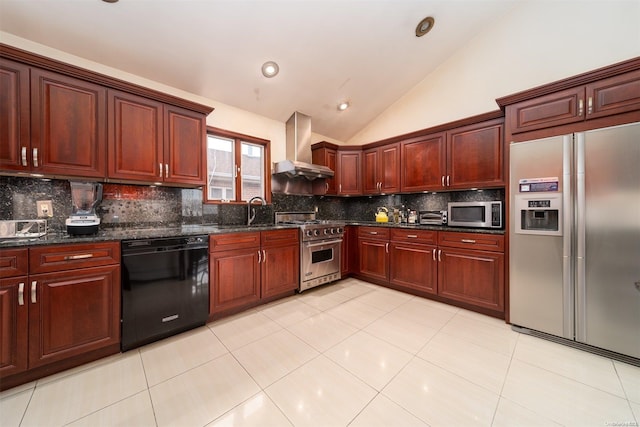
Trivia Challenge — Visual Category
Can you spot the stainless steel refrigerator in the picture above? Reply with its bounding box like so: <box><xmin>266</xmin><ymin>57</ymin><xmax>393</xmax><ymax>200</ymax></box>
<box><xmin>509</xmin><ymin>122</ymin><xmax>640</xmax><ymax>360</ymax></box>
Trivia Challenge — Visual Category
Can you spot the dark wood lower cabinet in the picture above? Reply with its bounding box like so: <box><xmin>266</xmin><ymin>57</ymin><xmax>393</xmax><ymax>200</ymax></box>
<box><xmin>210</xmin><ymin>247</ymin><xmax>261</xmax><ymax>314</ymax></box>
<box><xmin>389</xmin><ymin>242</ymin><xmax>437</xmax><ymax>294</ymax></box>
<box><xmin>0</xmin><ymin>243</ymin><xmax>121</xmax><ymax>391</ymax></box>
<box><xmin>437</xmin><ymin>247</ymin><xmax>504</xmax><ymax>312</ymax></box>
<box><xmin>353</xmin><ymin>227</ymin><xmax>505</xmax><ymax>317</ymax></box>
<box><xmin>209</xmin><ymin>229</ymin><xmax>299</xmax><ymax>318</ymax></box>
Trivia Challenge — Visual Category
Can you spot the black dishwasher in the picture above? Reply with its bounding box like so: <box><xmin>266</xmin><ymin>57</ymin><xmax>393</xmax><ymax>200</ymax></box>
<box><xmin>121</xmin><ymin>235</ymin><xmax>209</xmax><ymax>351</ymax></box>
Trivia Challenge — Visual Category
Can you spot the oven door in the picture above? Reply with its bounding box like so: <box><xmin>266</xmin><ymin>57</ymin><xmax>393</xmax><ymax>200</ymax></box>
<box><xmin>300</xmin><ymin>238</ymin><xmax>342</xmax><ymax>291</ymax></box>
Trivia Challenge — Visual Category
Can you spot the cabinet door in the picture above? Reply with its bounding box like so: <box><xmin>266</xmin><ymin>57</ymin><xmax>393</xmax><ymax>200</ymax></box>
<box><xmin>0</xmin><ymin>59</ymin><xmax>30</xmax><ymax>172</ymax></box>
<box><xmin>437</xmin><ymin>247</ymin><xmax>504</xmax><ymax>312</ymax></box>
<box><xmin>586</xmin><ymin>69</ymin><xmax>640</xmax><ymax>119</ymax></box>
<box><xmin>312</xmin><ymin>147</ymin><xmax>337</xmax><ymax>194</ymax></box>
<box><xmin>447</xmin><ymin>119</ymin><xmax>504</xmax><ymax>189</ymax></box>
<box><xmin>507</xmin><ymin>87</ymin><xmax>585</xmax><ymax>134</ymax></box>
<box><xmin>210</xmin><ymin>248</ymin><xmax>261</xmax><ymax>314</ymax></box>
<box><xmin>28</xmin><ymin>265</ymin><xmax>120</xmax><ymax>368</ymax></box>
<box><xmin>362</xmin><ymin>148</ymin><xmax>379</xmax><ymax>194</ymax></box>
<box><xmin>262</xmin><ymin>244</ymin><xmax>299</xmax><ymax>298</ymax></box>
<box><xmin>379</xmin><ymin>143</ymin><xmax>401</xmax><ymax>194</ymax></box>
<box><xmin>164</xmin><ymin>105</ymin><xmax>206</xmax><ymax>186</ymax></box>
<box><xmin>337</xmin><ymin>150</ymin><xmax>362</xmax><ymax>195</ymax></box>
<box><xmin>401</xmin><ymin>133</ymin><xmax>445</xmax><ymax>192</ymax></box>
<box><xmin>0</xmin><ymin>278</ymin><xmax>28</xmax><ymax>377</ymax></box>
<box><xmin>389</xmin><ymin>243</ymin><xmax>437</xmax><ymax>294</ymax></box>
<box><xmin>0</xmin><ymin>248</ymin><xmax>29</xmax><ymax>279</ymax></box>
<box><xmin>108</xmin><ymin>90</ymin><xmax>163</xmax><ymax>181</ymax></box>
<box><xmin>341</xmin><ymin>227</ymin><xmax>350</xmax><ymax>276</ymax></box>
<box><xmin>30</xmin><ymin>68</ymin><xmax>106</xmax><ymax>178</ymax></box>
<box><xmin>358</xmin><ymin>239</ymin><xmax>389</xmax><ymax>282</ymax></box>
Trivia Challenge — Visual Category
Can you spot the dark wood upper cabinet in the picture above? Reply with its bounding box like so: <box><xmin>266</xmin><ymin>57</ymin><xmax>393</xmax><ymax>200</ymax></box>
<box><xmin>336</xmin><ymin>149</ymin><xmax>362</xmax><ymax>195</ymax></box>
<box><xmin>501</xmin><ymin>61</ymin><xmax>640</xmax><ymax>135</ymax></box>
<box><xmin>312</xmin><ymin>145</ymin><xmax>337</xmax><ymax>195</ymax></box>
<box><xmin>163</xmin><ymin>105</ymin><xmax>206</xmax><ymax>186</ymax></box>
<box><xmin>108</xmin><ymin>90</ymin><xmax>163</xmax><ymax>181</ymax></box>
<box><xmin>0</xmin><ymin>58</ymin><xmax>30</xmax><ymax>172</ymax></box>
<box><xmin>447</xmin><ymin>119</ymin><xmax>504</xmax><ymax>189</ymax></box>
<box><xmin>30</xmin><ymin>68</ymin><xmax>107</xmax><ymax>178</ymax></box>
<box><xmin>401</xmin><ymin>133</ymin><xmax>446</xmax><ymax>192</ymax></box>
<box><xmin>363</xmin><ymin>143</ymin><xmax>400</xmax><ymax>195</ymax></box>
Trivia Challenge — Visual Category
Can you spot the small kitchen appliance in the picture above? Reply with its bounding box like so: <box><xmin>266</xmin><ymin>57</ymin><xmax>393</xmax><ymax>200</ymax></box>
<box><xmin>447</xmin><ymin>201</ymin><xmax>502</xmax><ymax>229</ymax></box>
<box><xmin>418</xmin><ymin>210</ymin><xmax>447</xmax><ymax>225</ymax></box>
<box><xmin>65</xmin><ymin>181</ymin><xmax>103</xmax><ymax>235</ymax></box>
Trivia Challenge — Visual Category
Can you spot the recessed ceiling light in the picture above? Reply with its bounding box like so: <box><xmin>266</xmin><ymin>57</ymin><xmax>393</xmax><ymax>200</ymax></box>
<box><xmin>337</xmin><ymin>101</ymin><xmax>350</xmax><ymax>111</ymax></box>
<box><xmin>415</xmin><ymin>16</ymin><xmax>435</xmax><ymax>37</ymax></box>
<box><xmin>102</xmin><ymin>0</ymin><xmax>119</xmax><ymax>3</ymax></box>
<box><xmin>261</xmin><ymin>61</ymin><xmax>279</xmax><ymax>78</ymax></box>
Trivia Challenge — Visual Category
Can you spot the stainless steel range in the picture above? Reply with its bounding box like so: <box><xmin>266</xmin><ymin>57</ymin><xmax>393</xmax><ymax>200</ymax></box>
<box><xmin>275</xmin><ymin>212</ymin><xmax>344</xmax><ymax>292</ymax></box>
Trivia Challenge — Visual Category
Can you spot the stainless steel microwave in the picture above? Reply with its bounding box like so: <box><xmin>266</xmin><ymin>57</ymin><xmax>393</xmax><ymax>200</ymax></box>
<box><xmin>447</xmin><ymin>201</ymin><xmax>502</xmax><ymax>229</ymax></box>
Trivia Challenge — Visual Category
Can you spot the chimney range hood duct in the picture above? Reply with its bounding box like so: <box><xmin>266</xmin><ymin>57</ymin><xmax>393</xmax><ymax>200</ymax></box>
<box><xmin>272</xmin><ymin>112</ymin><xmax>334</xmax><ymax>180</ymax></box>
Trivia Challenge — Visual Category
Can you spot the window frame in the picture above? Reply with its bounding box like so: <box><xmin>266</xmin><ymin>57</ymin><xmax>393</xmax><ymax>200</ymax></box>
<box><xmin>205</xmin><ymin>126</ymin><xmax>271</xmax><ymax>204</ymax></box>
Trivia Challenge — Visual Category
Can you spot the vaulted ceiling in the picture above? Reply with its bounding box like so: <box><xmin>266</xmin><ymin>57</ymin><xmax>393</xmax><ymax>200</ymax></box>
<box><xmin>0</xmin><ymin>0</ymin><xmax>523</xmax><ymax>141</ymax></box>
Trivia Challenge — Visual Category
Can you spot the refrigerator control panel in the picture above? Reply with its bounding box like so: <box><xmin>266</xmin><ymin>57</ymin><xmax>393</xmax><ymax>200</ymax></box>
<box><xmin>514</xmin><ymin>193</ymin><xmax>563</xmax><ymax>236</ymax></box>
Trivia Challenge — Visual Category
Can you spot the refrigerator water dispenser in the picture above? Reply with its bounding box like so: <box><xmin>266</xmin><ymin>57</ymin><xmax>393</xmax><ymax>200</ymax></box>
<box><xmin>515</xmin><ymin>193</ymin><xmax>562</xmax><ymax>236</ymax></box>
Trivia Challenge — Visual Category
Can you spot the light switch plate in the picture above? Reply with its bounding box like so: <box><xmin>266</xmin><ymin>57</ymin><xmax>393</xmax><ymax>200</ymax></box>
<box><xmin>37</xmin><ymin>200</ymin><xmax>53</xmax><ymax>218</ymax></box>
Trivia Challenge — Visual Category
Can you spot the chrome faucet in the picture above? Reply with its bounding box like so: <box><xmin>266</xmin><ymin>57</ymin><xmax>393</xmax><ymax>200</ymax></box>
<box><xmin>247</xmin><ymin>196</ymin><xmax>267</xmax><ymax>226</ymax></box>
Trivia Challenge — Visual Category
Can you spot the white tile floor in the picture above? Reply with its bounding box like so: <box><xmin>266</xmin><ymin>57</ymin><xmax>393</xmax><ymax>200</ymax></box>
<box><xmin>2</xmin><ymin>278</ymin><xmax>639</xmax><ymax>427</ymax></box>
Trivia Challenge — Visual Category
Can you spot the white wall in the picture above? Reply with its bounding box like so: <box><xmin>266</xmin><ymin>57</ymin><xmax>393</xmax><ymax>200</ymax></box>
<box><xmin>0</xmin><ymin>32</ymin><xmax>344</xmax><ymax>164</ymax></box>
<box><xmin>348</xmin><ymin>0</ymin><xmax>640</xmax><ymax>145</ymax></box>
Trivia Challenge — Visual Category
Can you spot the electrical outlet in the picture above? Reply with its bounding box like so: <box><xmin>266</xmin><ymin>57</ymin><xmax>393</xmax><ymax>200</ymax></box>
<box><xmin>37</xmin><ymin>200</ymin><xmax>53</xmax><ymax>218</ymax></box>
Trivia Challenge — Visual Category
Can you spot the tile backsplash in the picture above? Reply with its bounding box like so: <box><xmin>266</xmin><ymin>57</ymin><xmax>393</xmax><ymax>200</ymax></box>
<box><xmin>0</xmin><ymin>176</ymin><xmax>504</xmax><ymax>230</ymax></box>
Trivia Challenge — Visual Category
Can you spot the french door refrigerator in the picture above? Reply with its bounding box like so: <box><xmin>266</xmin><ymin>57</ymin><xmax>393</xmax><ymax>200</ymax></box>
<box><xmin>509</xmin><ymin>122</ymin><xmax>640</xmax><ymax>360</ymax></box>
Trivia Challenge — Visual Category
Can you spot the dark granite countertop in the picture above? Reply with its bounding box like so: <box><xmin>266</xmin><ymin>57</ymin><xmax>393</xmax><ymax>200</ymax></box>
<box><xmin>0</xmin><ymin>221</ymin><xmax>504</xmax><ymax>248</ymax></box>
<box><xmin>0</xmin><ymin>224</ymin><xmax>300</xmax><ymax>248</ymax></box>
<box><xmin>345</xmin><ymin>221</ymin><xmax>506</xmax><ymax>235</ymax></box>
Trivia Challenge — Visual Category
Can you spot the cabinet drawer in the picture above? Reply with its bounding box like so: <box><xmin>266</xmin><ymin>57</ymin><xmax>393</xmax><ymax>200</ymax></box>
<box><xmin>29</xmin><ymin>242</ymin><xmax>120</xmax><ymax>273</ymax></box>
<box><xmin>210</xmin><ymin>232</ymin><xmax>260</xmax><ymax>252</ymax></box>
<box><xmin>261</xmin><ymin>228</ymin><xmax>299</xmax><ymax>247</ymax></box>
<box><xmin>0</xmin><ymin>248</ymin><xmax>29</xmax><ymax>278</ymax></box>
<box><xmin>438</xmin><ymin>232</ymin><xmax>504</xmax><ymax>252</ymax></box>
<box><xmin>358</xmin><ymin>226</ymin><xmax>390</xmax><ymax>240</ymax></box>
<box><xmin>390</xmin><ymin>228</ymin><xmax>437</xmax><ymax>244</ymax></box>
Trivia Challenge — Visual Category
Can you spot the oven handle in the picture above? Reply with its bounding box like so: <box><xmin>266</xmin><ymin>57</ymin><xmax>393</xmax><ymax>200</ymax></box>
<box><xmin>304</xmin><ymin>239</ymin><xmax>343</xmax><ymax>248</ymax></box>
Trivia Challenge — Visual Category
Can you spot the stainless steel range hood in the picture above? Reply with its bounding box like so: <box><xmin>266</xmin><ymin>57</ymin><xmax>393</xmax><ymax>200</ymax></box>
<box><xmin>272</xmin><ymin>112</ymin><xmax>334</xmax><ymax>180</ymax></box>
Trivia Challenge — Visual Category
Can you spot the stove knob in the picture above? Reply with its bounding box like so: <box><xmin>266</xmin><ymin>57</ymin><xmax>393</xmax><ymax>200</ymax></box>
<box><xmin>324</xmin><ymin>229</ymin><xmax>330</xmax><ymax>235</ymax></box>
<box><xmin>337</xmin><ymin>227</ymin><xmax>344</xmax><ymax>234</ymax></box>
<box><xmin>313</xmin><ymin>229</ymin><xmax>320</xmax><ymax>236</ymax></box>
<box><xmin>330</xmin><ymin>228</ymin><xmax>336</xmax><ymax>234</ymax></box>
<box><xmin>305</xmin><ymin>230</ymin><xmax>313</xmax><ymax>237</ymax></box>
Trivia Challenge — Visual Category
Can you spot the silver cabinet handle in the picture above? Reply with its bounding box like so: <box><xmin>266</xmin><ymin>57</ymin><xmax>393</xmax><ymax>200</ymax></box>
<box><xmin>326</xmin><ymin>182</ymin><xmax>329</xmax><ymax>191</ymax></box>
<box><xmin>18</xmin><ymin>282</ymin><xmax>25</xmax><ymax>306</ymax></box>
<box><xmin>339</xmin><ymin>184</ymin><xmax>342</xmax><ymax>193</ymax></box>
<box><xmin>578</xmin><ymin>98</ymin><xmax>584</xmax><ymax>116</ymax></box>
<box><xmin>461</xmin><ymin>239</ymin><xmax>476</xmax><ymax>244</ymax></box>
<box><xmin>587</xmin><ymin>96</ymin><xmax>593</xmax><ymax>114</ymax></box>
<box><xmin>407</xmin><ymin>234</ymin><xmax>418</xmax><ymax>238</ymax></box>
<box><xmin>257</xmin><ymin>250</ymin><xmax>261</xmax><ymax>264</ymax></box>
<box><xmin>385</xmin><ymin>243</ymin><xmax>389</xmax><ymax>253</ymax></box>
<box><xmin>159</xmin><ymin>162</ymin><xmax>163</xmax><ymax>178</ymax></box>
<box><xmin>438</xmin><ymin>249</ymin><xmax>442</xmax><ymax>262</ymax></box>
<box><xmin>446</xmin><ymin>175</ymin><xmax>450</xmax><ymax>186</ymax></box>
<box><xmin>432</xmin><ymin>248</ymin><xmax>436</xmax><ymax>261</ymax></box>
<box><xmin>441</xmin><ymin>176</ymin><xmax>445</xmax><ymax>187</ymax></box>
<box><xmin>64</xmin><ymin>253</ymin><xmax>93</xmax><ymax>260</ymax></box>
<box><xmin>165</xmin><ymin>163</ymin><xmax>169</xmax><ymax>178</ymax></box>
<box><xmin>21</xmin><ymin>147</ymin><xmax>28</xmax><ymax>166</ymax></box>
<box><xmin>262</xmin><ymin>250</ymin><xmax>266</xmax><ymax>264</ymax></box>
<box><xmin>369</xmin><ymin>231</ymin><xmax>378</xmax><ymax>235</ymax></box>
<box><xmin>31</xmin><ymin>281</ymin><xmax>37</xmax><ymax>303</ymax></box>
<box><xmin>32</xmin><ymin>148</ymin><xmax>38</xmax><ymax>167</ymax></box>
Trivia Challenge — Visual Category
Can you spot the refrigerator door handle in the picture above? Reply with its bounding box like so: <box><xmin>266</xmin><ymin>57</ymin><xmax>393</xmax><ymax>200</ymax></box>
<box><xmin>562</xmin><ymin>135</ymin><xmax>575</xmax><ymax>339</ymax></box>
<box><xmin>575</xmin><ymin>132</ymin><xmax>587</xmax><ymax>342</ymax></box>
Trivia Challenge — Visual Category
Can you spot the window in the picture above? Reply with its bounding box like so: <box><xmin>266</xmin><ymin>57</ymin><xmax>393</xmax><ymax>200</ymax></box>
<box><xmin>206</xmin><ymin>127</ymin><xmax>270</xmax><ymax>203</ymax></box>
